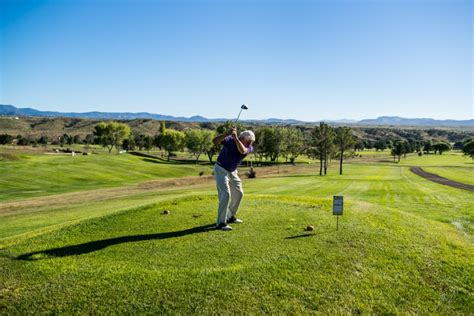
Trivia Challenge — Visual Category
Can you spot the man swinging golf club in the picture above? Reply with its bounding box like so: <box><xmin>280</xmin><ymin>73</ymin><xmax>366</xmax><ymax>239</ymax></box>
<box><xmin>213</xmin><ymin>104</ymin><xmax>255</xmax><ymax>231</ymax></box>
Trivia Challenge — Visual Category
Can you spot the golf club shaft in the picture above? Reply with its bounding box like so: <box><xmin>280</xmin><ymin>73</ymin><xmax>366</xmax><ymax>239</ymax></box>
<box><xmin>235</xmin><ymin>109</ymin><xmax>243</xmax><ymax>123</ymax></box>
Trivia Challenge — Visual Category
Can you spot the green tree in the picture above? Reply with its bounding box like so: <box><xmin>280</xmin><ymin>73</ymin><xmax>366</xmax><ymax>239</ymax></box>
<box><xmin>73</xmin><ymin>135</ymin><xmax>82</xmax><ymax>144</ymax></box>
<box><xmin>156</xmin><ymin>129</ymin><xmax>185</xmax><ymax>160</ymax></box>
<box><xmin>159</xmin><ymin>121</ymin><xmax>166</xmax><ymax>133</ymax></box>
<box><xmin>143</xmin><ymin>135</ymin><xmax>154</xmax><ymax>152</ymax></box>
<box><xmin>308</xmin><ymin>122</ymin><xmax>335</xmax><ymax>176</ymax></box>
<box><xmin>374</xmin><ymin>139</ymin><xmax>388</xmax><ymax>151</ymax></box>
<box><xmin>201</xmin><ymin>130</ymin><xmax>217</xmax><ymax>163</ymax></box>
<box><xmin>335</xmin><ymin>127</ymin><xmax>355</xmax><ymax>175</ymax></box>
<box><xmin>423</xmin><ymin>140</ymin><xmax>433</xmax><ymax>154</ymax></box>
<box><xmin>462</xmin><ymin>140</ymin><xmax>474</xmax><ymax>159</ymax></box>
<box><xmin>17</xmin><ymin>136</ymin><xmax>29</xmax><ymax>146</ymax></box>
<box><xmin>391</xmin><ymin>141</ymin><xmax>406</xmax><ymax>162</ymax></box>
<box><xmin>0</xmin><ymin>134</ymin><xmax>14</xmax><ymax>145</ymax></box>
<box><xmin>432</xmin><ymin>142</ymin><xmax>451</xmax><ymax>155</ymax></box>
<box><xmin>122</xmin><ymin>138</ymin><xmax>135</xmax><ymax>151</ymax></box>
<box><xmin>259</xmin><ymin>127</ymin><xmax>285</xmax><ymax>162</ymax></box>
<box><xmin>135</xmin><ymin>134</ymin><xmax>146</xmax><ymax>151</ymax></box>
<box><xmin>93</xmin><ymin>121</ymin><xmax>132</xmax><ymax>153</ymax></box>
<box><xmin>185</xmin><ymin>129</ymin><xmax>211</xmax><ymax>163</ymax></box>
<box><xmin>284</xmin><ymin>127</ymin><xmax>305</xmax><ymax>164</ymax></box>
<box><xmin>38</xmin><ymin>136</ymin><xmax>49</xmax><ymax>147</ymax></box>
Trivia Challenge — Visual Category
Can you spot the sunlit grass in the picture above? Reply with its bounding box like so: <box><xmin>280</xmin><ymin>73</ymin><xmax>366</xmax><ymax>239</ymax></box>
<box><xmin>0</xmin><ymin>148</ymin><xmax>472</xmax><ymax>313</ymax></box>
<box><xmin>0</xmin><ymin>152</ymin><xmax>212</xmax><ymax>201</ymax></box>
<box><xmin>1</xmin><ymin>196</ymin><xmax>472</xmax><ymax>314</ymax></box>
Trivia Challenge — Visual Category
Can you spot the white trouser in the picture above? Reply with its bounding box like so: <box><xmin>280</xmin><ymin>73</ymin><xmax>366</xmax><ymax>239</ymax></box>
<box><xmin>214</xmin><ymin>163</ymin><xmax>243</xmax><ymax>225</ymax></box>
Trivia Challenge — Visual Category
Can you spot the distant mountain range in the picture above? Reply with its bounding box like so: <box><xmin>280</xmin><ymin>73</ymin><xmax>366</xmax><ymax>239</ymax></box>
<box><xmin>1</xmin><ymin>104</ymin><xmax>473</xmax><ymax>126</ymax></box>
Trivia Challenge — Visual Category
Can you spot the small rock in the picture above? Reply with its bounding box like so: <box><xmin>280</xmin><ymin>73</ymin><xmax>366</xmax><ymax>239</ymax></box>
<box><xmin>163</xmin><ymin>210</ymin><xmax>170</xmax><ymax>215</ymax></box>
<box><xmin>305</xmin><ymin>225</ymin><xmax>314</xmax><ymax>231</ymax></box>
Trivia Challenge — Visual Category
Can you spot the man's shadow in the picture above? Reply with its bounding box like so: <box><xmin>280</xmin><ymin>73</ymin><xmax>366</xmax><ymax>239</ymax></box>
<box><xmin>16</xmin><ymin>223</ymin><xmax>215</xmax><ymax>261</ymax></box>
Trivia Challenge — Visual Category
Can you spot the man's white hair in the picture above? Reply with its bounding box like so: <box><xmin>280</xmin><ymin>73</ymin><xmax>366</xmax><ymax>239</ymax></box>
<box><xmin>239</xmin><ymin>130</ymin><xmax>255</xmax><ymax>143</ymax></box>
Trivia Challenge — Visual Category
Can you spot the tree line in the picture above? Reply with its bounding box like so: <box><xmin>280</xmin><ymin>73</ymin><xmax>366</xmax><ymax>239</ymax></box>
<box><xmin>2</xmin><ymin>121</ymin><xmax>473</xmax><ymax>169</ymax></box>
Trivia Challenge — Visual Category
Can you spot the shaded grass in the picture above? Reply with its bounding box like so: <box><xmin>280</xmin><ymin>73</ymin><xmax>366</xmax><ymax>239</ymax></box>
<box><xmin>1</xmin><ymin>196</ymin><xmax>472</xmax><ymax>314</ymax></box>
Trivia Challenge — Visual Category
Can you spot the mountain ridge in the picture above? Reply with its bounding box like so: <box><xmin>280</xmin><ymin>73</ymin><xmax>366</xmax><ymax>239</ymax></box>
<box><xmin>1</xmin><ymin>104</ymin><xmax>473</xmax><ymax>126</ymax></box>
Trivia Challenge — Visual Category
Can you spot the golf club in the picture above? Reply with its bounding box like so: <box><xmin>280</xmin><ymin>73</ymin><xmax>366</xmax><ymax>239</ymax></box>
<box><xmin>235</xmin><ymin>104</ymin><xmax>248</xmax><ymax>123</ymax></box>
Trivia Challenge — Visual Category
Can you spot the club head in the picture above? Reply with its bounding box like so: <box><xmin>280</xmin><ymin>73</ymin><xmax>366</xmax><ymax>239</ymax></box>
<box><xmin>241</xmin><ymin>104</ymin><xmax>248</xmax><ymax>110</ymax></box>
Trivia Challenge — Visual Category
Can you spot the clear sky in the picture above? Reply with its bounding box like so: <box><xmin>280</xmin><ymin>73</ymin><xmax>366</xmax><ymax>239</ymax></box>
<box><xmin>0</xmin><ymin>0</ymin><xmax>472</xmax><ymax>121</ymax></box>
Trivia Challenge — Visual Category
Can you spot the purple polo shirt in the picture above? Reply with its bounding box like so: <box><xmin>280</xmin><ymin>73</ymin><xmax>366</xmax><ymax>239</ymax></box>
<box><xmin>216</xmin><ymin>136</ymin><xmax>253</xmax><ymax>172</ymax></box>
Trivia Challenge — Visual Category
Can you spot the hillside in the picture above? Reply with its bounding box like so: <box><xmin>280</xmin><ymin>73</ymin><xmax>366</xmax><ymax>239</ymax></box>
<box><xmin>1</xmin><ymin>104</ymin><xmax>473</xmax><ymax>126</ymax></box>
<box><xmin>1</xmin><ymin>116</ymin><xmax>473</xmax><ymax>145</ymax></box>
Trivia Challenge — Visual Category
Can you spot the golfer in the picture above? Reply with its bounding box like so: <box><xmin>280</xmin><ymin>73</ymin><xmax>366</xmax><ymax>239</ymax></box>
<box><xmin>213</xmin><ymin>128</ymin><xmax>255</xmax><ymax>231</ymax></box>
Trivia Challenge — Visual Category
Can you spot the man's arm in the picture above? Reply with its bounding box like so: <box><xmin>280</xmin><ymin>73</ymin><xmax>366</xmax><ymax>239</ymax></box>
<box><xmin>212</xmin><ymin>128</ymin><xmax>234</xmax><ymax>145</ymax></box>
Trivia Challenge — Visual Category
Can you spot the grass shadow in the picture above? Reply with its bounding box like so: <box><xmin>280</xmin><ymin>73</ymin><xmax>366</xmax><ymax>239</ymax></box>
<box><xmin>285</xmin><ymin>233</ymin><xmax>315</xmax><ymax>239</ymax></box>
<box><xmin>16</xmin><ymin>223</ymin><xmax>215</xmax><ymax>261</ymax></box>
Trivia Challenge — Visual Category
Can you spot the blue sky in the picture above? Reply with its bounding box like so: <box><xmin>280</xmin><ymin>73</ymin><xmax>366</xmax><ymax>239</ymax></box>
<box><xmin>1</xmin><ymin>0</ymin><xmax>472</xmax><ymax>121</ymax></box>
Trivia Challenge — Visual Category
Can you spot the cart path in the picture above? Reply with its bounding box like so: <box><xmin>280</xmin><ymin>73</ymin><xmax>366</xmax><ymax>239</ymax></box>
<box><xmin>410</xmin><ymin>167</ymin><xmax>474</xmax><ymax>192</ymax></box>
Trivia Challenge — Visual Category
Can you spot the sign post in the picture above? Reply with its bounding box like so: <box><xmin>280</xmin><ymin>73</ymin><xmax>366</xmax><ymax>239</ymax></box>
<box><xmin>333</xmin><ymin>196</ymin><xmax>343</xmax><ymax>230</ymax></box>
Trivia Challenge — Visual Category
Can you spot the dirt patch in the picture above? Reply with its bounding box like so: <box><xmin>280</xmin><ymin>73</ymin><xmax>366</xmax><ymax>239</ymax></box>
<box><xmin>410</xmin><ymin>167</ymin><xmax>474</xmax><ymax>192</ymax></box>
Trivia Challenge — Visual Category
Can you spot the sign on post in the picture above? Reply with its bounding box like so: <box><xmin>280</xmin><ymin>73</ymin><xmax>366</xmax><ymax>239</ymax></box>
<box><xmin>333</xmin><ymin>196</ymin><xmax>343</xmax><ymax>230</ymax></box>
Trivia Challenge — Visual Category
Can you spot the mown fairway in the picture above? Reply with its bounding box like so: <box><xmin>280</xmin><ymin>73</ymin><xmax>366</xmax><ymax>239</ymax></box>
<box><xmin>0</xmin><ymin>150</ymin><xmax>212</xmax><ymax>201</ymax></box>
<box><xmin>0</xmin><ymin>151</ymin><xmax>473</xmax><ymax>313</ymax></box>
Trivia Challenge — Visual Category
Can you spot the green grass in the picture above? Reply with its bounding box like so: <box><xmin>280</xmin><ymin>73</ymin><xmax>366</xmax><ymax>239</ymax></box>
<box><xmin>423</xmin><ymin>166</ymin><xmax>474</xmax><ymax>186</ymax></box>
<box><xmin>0</xmin><ymin>151</ymin><xmax>473</xmax><ymax>313</ymax></box>
<box><xmin>0</xmin><ymin>152</ymin><xmax>212</xmax><ymax>201</ymax></box>
<box><xmin>399</xmin><ymin>151</ymin><xmax>472</xmax><ymax>167</ymax></box>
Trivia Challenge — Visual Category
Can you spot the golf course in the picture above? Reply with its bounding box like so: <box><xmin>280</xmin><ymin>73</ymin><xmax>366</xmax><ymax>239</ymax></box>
<box><xmin>0</xmin><ymin>148</ymin><xmax>472</xmax><ymax>314</ymax></box>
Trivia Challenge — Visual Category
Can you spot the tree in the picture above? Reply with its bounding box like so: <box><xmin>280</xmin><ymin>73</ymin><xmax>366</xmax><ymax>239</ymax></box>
<box><xmin>155</xmin><ymin>129</ymin><xmax>185</xmax><ymax>160</ymax></box>
<box><xmin>284</xmin><ymin>127</ymin><xmax>305</xmax><ymax>164</ymax></box>
<box><xmin>0</xmin><ymin>134</ymin><xmax>14</xmax><ymax>145</ymax></box>
<box><xmin>432</xmin><ymin>142</ymin><xmax>451</xmax><ymax>155</ymax></box>
<box><xmin>391</xmin><ymin>141</ymin><xmax>406</xmax><ymax>162</ymax></box>
<box><xmin>258</xmin><ymin>127</ymin><xmax>285</xmax><ymax>162</ymax></box>
<box><xmin>462</xmin><ymin>140</ymin><xmax>474</xmax><ymax>159</ymax></box>
<box><xmin>308</xmin><ymin>122</ymin><xmax>335</xmax><ymax>176</ymax></box>
<box><xmin>159</xmin><ymin>121</ymin><xmax>166</xmax><ymax>133</ymax></box>
<box><xmin>135</xmin><ymin>134</ymin><xmax>147</xmax><ymax>151</ymax></box>
<box><xmin>122</xmin><ymin>137</ymin><xmax>135</xmax><ymax>151</ymax></box>
<box><xmin>374</xmin><ymin>139</ymin><xmax>388</xmax><ymax>151</ymax></box>
<box><xmin>354</xmin><ymin>140</ymin><xmax>365</xmax><ymax>151</ymax></box>
<box><xmin>93</xmin><ymin>121</ymin><xmax>132</xmax><ymax>153</ymax></box>
<box><xmin>335</xmin><ymin>127</ymin><xmax>355</xmax><ymax>175</ymax></box>
<box><xmin>17</xmin><ymin>136</ymin><xmax>29</xmax><ymax>146</ymax></box>
<box><xmin>84</xmin><ymin>134</ymin><xmax>95</xmax><ymax>145</ymax></box>
<box><xmin>143</xmin><ymin>136</ymin><xmax>154</xmax><ymax>152</ymax></box>
<box><xmin>60</xmin><ymin>134</ymin><xmax>70</xmax><ymax>147</ymax></box>
<box><xmin>73</xmin><ymin>135</ymin><xmax>82</xmax><ymax>144</ymax></box>
<box><xmin>201</xmin><ymin>130</ymin><xmax>216</xmax><ymax>163</ymax></box>
<box><xmin>423</xmin><ymin>140</ymin><xmax>433</xmax><ymax>154</ymax></box>
<box><xmin>185</xmin><ymin>129</ymin><xmax>210</xmax><ymax>163</ymax></box>
<box><xmin>83</xmin><ymin>133</ymin><xmax>95</xmax><ymax>152</ymax></box>
<box><xmin>453</xmin><ymin>141</ymin><xmax>464</xmax><ymax>150</ymax></box>
<box><xmin>38</xmin><ymin>136</ymin><xmax>49</xmax><ymax>147</ymax></box>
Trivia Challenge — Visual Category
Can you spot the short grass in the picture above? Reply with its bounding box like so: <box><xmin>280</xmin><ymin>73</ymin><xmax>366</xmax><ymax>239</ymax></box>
<box><xmin>422</xmin><ymin>166</ymin><xmax>474</xmax><ymax>186</ymax></box>
<box><xmin>399</xmin><ymin>151</ymin><xmax>472</xmax><ymax>167</ymax></box>
<box><xmin>0</xmin><ymin>152</ymin><xmax>212</xmax><ymax>201</ymax></box>
<box><xmin>0</xmin><ymin>150</ymin><xmax>473</xmax><ymax>313</ymax></box>
<box><xmin>1</xmin><ymin>195</ymin><xmax>472</xmax><ymax>314</ymax></box>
